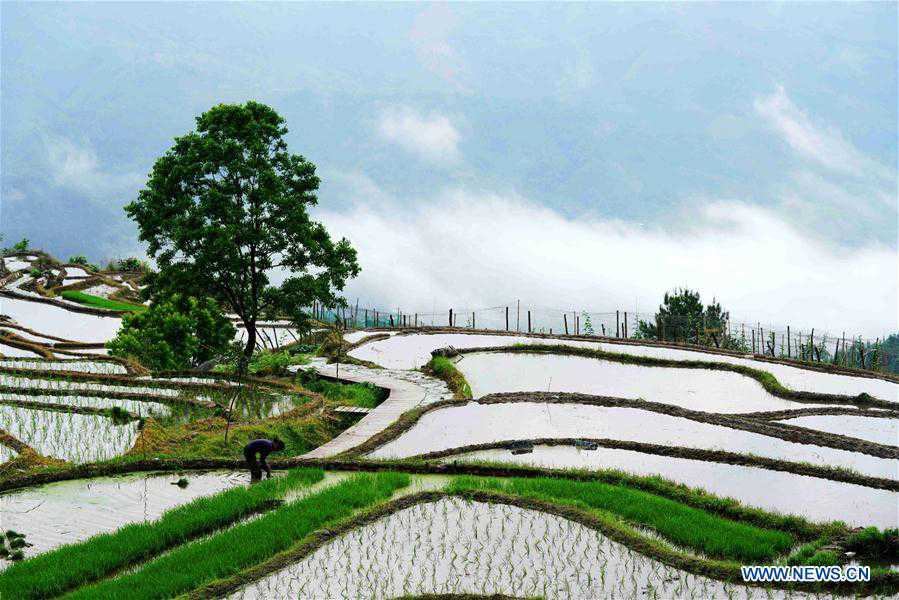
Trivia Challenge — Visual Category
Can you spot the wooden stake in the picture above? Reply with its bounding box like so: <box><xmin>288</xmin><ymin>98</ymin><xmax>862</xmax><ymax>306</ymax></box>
<box><xmin>616</xmin><ymin>311</ymin><xmax>620</xmax><ymax>338</ymax></box>
<box><xmin>505</xmin><ymin>307</ymin><xmax>509</xmax><ymax>331</ymax></box>
<box><xmin>528</xmin><ymin>310</ymin><xmax>531</xmax><ymax>333</ymax></box>
<box><xmin>563</xmin><ymin>313</ymin><xmax>569</xmax><ymax>335</ymax></box>
<box><xmin>449</xmin><ymin>308</ymin><xmax>453</xmax><ymax>327</ymax></box>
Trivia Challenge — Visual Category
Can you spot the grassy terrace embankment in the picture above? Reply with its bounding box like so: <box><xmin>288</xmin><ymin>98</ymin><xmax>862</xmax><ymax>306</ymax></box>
<box><xmin>424</xmin><ymin>356</ymin><xmax>472</xmax><ymax>399</ymax></box>
<box><xmin>0</xmin><ymin>468</ymin><xmax>324</xmax><ymax>599</ymax></box>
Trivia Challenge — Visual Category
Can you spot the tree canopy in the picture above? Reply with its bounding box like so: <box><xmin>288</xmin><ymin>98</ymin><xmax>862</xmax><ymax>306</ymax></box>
<box><xmin>107</xmin><ymin>294</ymin><xmax>235</xmax><ymax>371</ymax></box>
<box><xmin>636</xmin><ymin>288</ymin><xmax>741</xmax><ymax>349</ymax></box>
<box><xmin>126</xmin><ymin>101</ymin><xmax>359</xmax><ymax>365</ymax></box>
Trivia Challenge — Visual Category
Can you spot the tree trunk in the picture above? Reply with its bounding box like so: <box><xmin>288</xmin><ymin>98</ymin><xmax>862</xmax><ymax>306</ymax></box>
<box><xmin>241</xmin><ymin>325</ymin><xmax>257</xmax><ymax>375</ymax></box>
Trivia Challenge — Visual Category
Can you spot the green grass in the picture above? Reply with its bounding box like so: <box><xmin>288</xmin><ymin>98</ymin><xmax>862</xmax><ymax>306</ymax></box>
<box><xmin>295</xmin><ymin>370</ymin><xmax>387</xmax><ymax>408</ymax></box>
<box><xmin>426</xmin><ymin>356</ymin><xmax>472</xmax><ymax>399</ymax></box>
<box><xmin>59</xmin><ymin>291</ymin><xmax>146</xmax><ymax>313</ymax></box>
<box><xmin>133</xmin><ymin>412</ymin><xmax>338</xmax><ymax>460</ymax></box>
<box><xmin>65</xmin><ymin>472</ymin><xmax>409</xmax><ymax>599</ymax></box>
<box><xmin>0</xmin><ymin>469</ymin><xmax>324</xmax><ymax>600</ymax></box>
<box><xmin>448</xmin><ymin>476</ymin><xmax>794</xmax><ymax>563</ymax></box>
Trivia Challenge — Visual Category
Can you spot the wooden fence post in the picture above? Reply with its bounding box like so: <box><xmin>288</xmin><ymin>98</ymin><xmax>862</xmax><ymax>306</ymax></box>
<box><xmin>389</xmin><ymin>314</ymin><xmax>394</xmax><ymax>328</ymax></box>
<box><xmin>505</xmin><ymin>307</ymin><xmax>509</xmax><ymax>331</ymax></box>
<box><xmin>414</xmin><ymin>313</ymin><xmax>418</xmax><ymax>327</ymax></box>
<box><xmin>842</xmin><ymin>332</ymin><xmax>846</xmax><ymax>366</ymax></box>
<box><xmin>516</xmin><ymin>300</ymin><xmax>520</xmax><ymax>332</ymax></box>
<box><xmin>787</xmin><ymin>326</ymin><xmax>791</xmax><ymax>358</ymax></box>
<box><xmin>616</xmin><ymin>311</ymin><xmax>620</xmax><ymax>338</ymax></box>
<box><xmin>624</xmin><ymin>312</ymin><xmax>628</xmax><ymax>339</ymax></box>
<box><xmin>449</xmin><ymin>308</ymin><xmax>453</xmax><ymax>328</ymax></box>
<box><xmin>576</xmin><ymin>314</ymin><xmax>579</xmax><ymax>336</ymax></box>
<box><xmin>472</xmin><ymin>311</ymin><xmax>475</xmax><ymax>329</ymax></box>
<box><xmin>751</xmin><ymin>329</ymin><xmax>756</xmax><ymax>354</ymax></box>
<box><xmin>528</xmin><ymin>310</ymin><xmax>532</xmax><ymax>333</ymax></box>
<box><xmin>563</xmin><ymin>313</ymin><xmax>569</xmax><ymax>335</ymax></box>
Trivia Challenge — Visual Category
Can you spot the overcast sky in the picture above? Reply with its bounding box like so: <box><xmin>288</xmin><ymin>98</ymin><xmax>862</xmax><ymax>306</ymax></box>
<box><xmin>1</xmin><ymin>2</ymin><xmax>896</xmax><ymax>337</ymax></box>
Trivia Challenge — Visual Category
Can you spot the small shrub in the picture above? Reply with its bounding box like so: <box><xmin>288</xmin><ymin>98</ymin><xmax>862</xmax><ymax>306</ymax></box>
<box><xmin>68</xmin><ymin>255</ymin><xmax>99</xmax><ymax>271</ymax></box>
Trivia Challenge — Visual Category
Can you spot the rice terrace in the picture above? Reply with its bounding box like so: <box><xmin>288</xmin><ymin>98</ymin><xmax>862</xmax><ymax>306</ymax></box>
<box><xmin>2</xmin><ymin>3</ymin><xmax>898</xmax><ymax>599</ymax></box>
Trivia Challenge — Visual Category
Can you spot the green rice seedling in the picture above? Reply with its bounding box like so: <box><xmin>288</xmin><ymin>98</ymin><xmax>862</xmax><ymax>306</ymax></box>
<box><xmin>59</xmin><ymin>291</ymin><xmax>146</xmax><ymax>312</ymax></box>
<box><xmin>448</xmin><ymin>476</ymin><xmax>794</xmax><ymax>563</ymax></box>
<box><xmin>0</xmin><ymin>469</ymin><xmax>325</xmax><ymax>599</ymax></box>
<box><xmin>65</xmin><ymin>472</ymin><xmax>409</xmax><ymax>599</ymax></box>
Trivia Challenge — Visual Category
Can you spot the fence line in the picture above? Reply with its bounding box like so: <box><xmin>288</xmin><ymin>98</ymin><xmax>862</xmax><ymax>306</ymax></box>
<box><xmin>307</xmin><ymin>299</ymin><xmax>896</xmax><ymax>374</ymax></box>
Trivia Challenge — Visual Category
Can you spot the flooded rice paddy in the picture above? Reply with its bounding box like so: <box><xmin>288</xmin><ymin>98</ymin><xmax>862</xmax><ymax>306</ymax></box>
<box><xmin>456</xmin><ymin>352</ymin><xmax>835</xmax><ymax>413</ymax></box>
<box><xmin>776</xmin><ymin>414</ymin><xmax>898</xmax><ymax>447</ymax></box>
<box><xmin>348</xmin><ymin>332</ymin><xmax>897</xmax><ymax>400</ymax></box>
<box><xmin>442</xmin><ymin>446</ymin><xmax>898</xmax><ymax>528</ymax></box>
<box><xmin>0</xmin><ymin>404</ymin><xmax>139</xmax><ymax>463</ymax></box>
<box><xmin>0</xmin><ymin>359</ymin><xmax>127</xmax><ymax>374</ymax></box>
<box><xmin>597</xmin><ymin>340</ymin><xmax>899</xmax><ymax>401</ymax></box>
<box><xmin>0</xmin><ymin>443</ymin><xmax>16</xmax><ymax>464</ymax></box>
<box><xmin>0</xmin><ymin>374</ymin><xmax>182</xmax><ymax>397</ymax></box>
<box><xmin>229</xmin><ymin>497</ymin><xmax>825</xmax><ymax>600</ymax></box>
<box><xmin>0</xmin><ymin>470</ymin><xmax>250</xmax><ymax>560</ymax></box>
<box><xmin>348</xmin><ymin>333</ymin><xmax>598</xmax><ymax>370</ymax></box>
<box><xmin>2</xmin><ymin>258</ymin><xmax>32</xmax><ymax>272</ymax></box>
<box><xmin>0</xmin><ymin>297</ymin><xmax>122</xmax><ymax>343</ymax></box>
<box><xmin>368</xmin><ymin>402</ymin><xmax>899</xmax><ymax>480</ymax></box>
<box><xmin>0</xmin><ymin>344</ymin><xmax>42</xmax><ymax>358</ymax></box>
<box><xmin>0</xmin><ymin>392</ymin><xmax>169</xmax><ymax>417</ymax></box>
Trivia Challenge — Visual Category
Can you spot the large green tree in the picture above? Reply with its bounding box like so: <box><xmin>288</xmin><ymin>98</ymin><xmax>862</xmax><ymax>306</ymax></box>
<box><xmin>126</xmin><ymin>101</ymin><xmax>359</xmax><ymax>368</ymax></box>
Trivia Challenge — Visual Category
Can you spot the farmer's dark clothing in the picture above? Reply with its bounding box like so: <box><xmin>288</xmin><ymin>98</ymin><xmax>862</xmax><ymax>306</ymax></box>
<box><xmin>243</xmin><ymin>439</ymin><xmax>276</xmax><ymax>481</ymax></box>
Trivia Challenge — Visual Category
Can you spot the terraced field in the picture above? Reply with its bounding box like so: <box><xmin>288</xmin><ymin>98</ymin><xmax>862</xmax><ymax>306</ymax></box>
<box><xmin>1</xmin><ymin>266</ymin><xmax>897</xmax><ymax>599</ymax></box>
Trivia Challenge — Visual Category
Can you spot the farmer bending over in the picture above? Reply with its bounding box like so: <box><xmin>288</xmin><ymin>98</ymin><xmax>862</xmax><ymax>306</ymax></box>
<box><xmin>243</xmin><ymin>437</ymin><xmax>284</xmax><ymax>481</ymax></box>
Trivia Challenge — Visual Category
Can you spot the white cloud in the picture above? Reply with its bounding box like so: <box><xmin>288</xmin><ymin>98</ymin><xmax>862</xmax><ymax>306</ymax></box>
<box><xmin>317</xmin><ymin>186</ymin><xmax>897</xmax><ymax>339</ymax></box>
<box><xmin>46</xmin><ymin>136</ymin><xmax>143</xmax><ymax>195</ymax></box>
<box><xmin>376</xmin><ymin>107</ymin><xmax>461</xmax><ymax>164</ymax></box>
<box><xmin>754</xmin><ymin>85</ymin><xmax>892</xmax><ymax>183</ymax></box>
